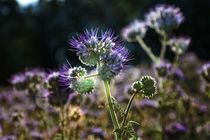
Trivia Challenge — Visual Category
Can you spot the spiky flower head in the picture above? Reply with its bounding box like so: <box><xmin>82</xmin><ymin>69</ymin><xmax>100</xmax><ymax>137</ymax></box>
<box><xmin>145</xmin><ymin>4</ymin><xmax>184</xmax><ymax>35</ymax></box>
<box><xmin>131</xmin><ymin>76</ymin><xmax>157</xmax><ymax>98</ymax></box>
<box><xmin>168</xmin><ymin>37</ymin><xmax>191</xmax><ymax>55</ymax></box>
<box><xmin>122</xmin><ymin>20</ymin><xmax>147</xmax><ymax>42</ymax></box>
<box><xmin>70</xmin><ymin>29</ymin><xmax>121</xmax><ymax>66</ymax></box>
<box><xmin>60</xmin><ymin>66</ymin><xmax>95</xmax><ymax>94</ymax></box>
<box><xmin>98</xmin><ymin>48</ymin><xmax>129</xmax><ymax>81</ymax></box>
<box><xmin>200</xmin><ymin>63</ymin><xmax>210</xmax><ymax>83</ymax></box>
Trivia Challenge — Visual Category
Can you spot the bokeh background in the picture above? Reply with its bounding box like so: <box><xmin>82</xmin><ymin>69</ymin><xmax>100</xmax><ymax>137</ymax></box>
<box><xmin>0</xmin><ymin>0</ymin><xmax>210</xmax><ymax>85</ymax></box>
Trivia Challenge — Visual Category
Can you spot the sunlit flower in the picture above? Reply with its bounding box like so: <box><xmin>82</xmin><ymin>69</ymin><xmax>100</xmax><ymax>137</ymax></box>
<box><xmin>70</xmin><ymin>29</ymin><xmax>121</xmax><ymax>66</ymax></box>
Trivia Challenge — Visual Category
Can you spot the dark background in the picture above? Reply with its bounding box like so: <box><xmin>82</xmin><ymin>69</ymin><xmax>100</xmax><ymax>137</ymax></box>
<box><xmin>0</xmin><ymin>0</ymin><xmax>210</xmax><ymax>85</ymax></box>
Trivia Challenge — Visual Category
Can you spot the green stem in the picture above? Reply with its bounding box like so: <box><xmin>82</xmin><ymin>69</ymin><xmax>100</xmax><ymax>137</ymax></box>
<box><xmin>136</xmin><ymin>36</ymin><xmax>158</xmax><ymax>63</ymax></box>
<box><xmin>103</xmin><ymin>80</ymin><xmax>120</xmax><ymax>139</ymax></box>
<box><xmin>160</xmin><ymin>35</ymin><xmax>167</xmax><ymax>60</ymax></box>
<box><xmin>173</xmin><ymin>54</ymin><xmax>179</xmax><ymax>67</ymax></box>
<box><xmin>84</xmin><ymin>73</ymin><xmax>98</xmax><ymax>79</ymax></box>
<box><xmin>121</xmin><ymin>92</ymin><xmax>137</xmax><ymax>127</ymax></box>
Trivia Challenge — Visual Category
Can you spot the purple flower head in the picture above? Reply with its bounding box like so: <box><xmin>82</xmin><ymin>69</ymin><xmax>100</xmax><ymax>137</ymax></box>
<box><xmin>122</xmin><ymin>19</ymin><xmax>147</xmax><ymax>42</ymax></box>
<box><xmin>154</xmin><ymin>60</ymin><xmax>172</xmax><ymax>77</ymax></box>
<box><xmin>200</xmin><ymin>63</ymin><xmax>210</xmax><ymax>83</ymax></box>
<box><xmin>145</xmin><ymin>4</ymin><xmax>184</xmax><ymax>35</ymax></box>
<box><xmin>98</xmin><ymin>48</ymin><xmax>129</xmax><ymax>81</ymax></box>
<box><xmin>169</xmin><ymin>37</ymin><xmax>191</xmax><ymax>55</ymax></box>
<box><xmin>165</xmin><ymin>122</ymin><xmax>187</xmax><ymax>134</ymax></box>
<box><xmin>70</xmin><ymin>29</ymin><xmax>122</xmax><ymax>66</ymax></box>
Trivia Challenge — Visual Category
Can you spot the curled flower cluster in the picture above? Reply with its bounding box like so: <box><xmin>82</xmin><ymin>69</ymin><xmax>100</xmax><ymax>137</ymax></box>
<box><xmin>131</xmin><ymin>75</ymin><xmax>157</xmax><ymax>98</ymax></box>
<box><xmin>145</xmin><ymin>4</ymin><xmax>184</xmax><ymax>35</ymax></box>
<box><xmin>60</xmin><ymin>66</ymin><xmax>95</xmax><ymax>94</ymax></box>
<box><xmin>122</xmin><ymin>20</ymin><xmax>147</xmax><ymax>42</ymax></box>
<box><xmin>168</xmin><ymin>37</ymin><xmax>191</xmax><ymax>55</ymax></box>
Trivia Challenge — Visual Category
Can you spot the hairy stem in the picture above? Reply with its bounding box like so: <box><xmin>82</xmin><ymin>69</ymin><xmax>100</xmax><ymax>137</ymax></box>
<box><xmin>136</xmin><ymin>36</ymin><xmax>158</xmax><ymax>63</ymax></box>
<box><xmin>121</xmin><ymin>92</ymin><xmax>137</xmax><ymax>127</ymax></box>
<box><xmin>103</xmin><ymin>80</ymin><xmax>120</xmax><ymax>140</ymax></box>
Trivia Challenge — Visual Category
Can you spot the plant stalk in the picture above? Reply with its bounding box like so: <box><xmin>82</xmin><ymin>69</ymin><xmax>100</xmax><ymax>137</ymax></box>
<box><xmin>136</xmin><ymin>36</ymin><xmax>157</xmax><ymax>63</ymax></box>
<box><xmin>121</xmin><ymin>92</ymin><xmax>137</xmax><ymax>127</ymax></box>
<box><xmin>103</xmin><ymin>80</ymin><xmax>120</xmax><ymax>140</ymax></box>
<box><xmin>160</xmin><ymin>35</ymin><xmax>167</xmax><ymax>60</ymax></box>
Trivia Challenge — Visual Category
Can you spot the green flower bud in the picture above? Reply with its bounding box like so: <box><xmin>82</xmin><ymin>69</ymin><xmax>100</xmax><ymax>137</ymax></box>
<box><xmin>70</xmin><ymin>66</ymin><xmax>87</xmax><ymax>78</ymax></box>
<box><xmin>131</xmin><ymin>75</ymin><xmax>157</xmax><ymax>98</ymax></box>
<box><xmin>140</xmin><ymin>76</ymin><xmax>157</xmax><ymax>98</ymax></box>
<box><xmin>71</xmin><ymin>78</ymin><xmax>95</xmax><ymax>94</ymax></box>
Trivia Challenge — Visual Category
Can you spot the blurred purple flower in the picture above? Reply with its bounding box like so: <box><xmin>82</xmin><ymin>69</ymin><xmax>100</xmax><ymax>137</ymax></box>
<box><xmin>154</xmin><ymin>60</ymin><xmax>172</xmax><ymax>77</ymax></box>
<box><xmin>145</xmin><ymin>4</ymin><xmax>184</xmax><ymax>34</ymax></box>
<box><xmin>165</xmin><ymin>122</ymin><xmax>187</xmax><ymax>134</ymax></box>
<box><xmin>122</xmin><ymin>20</ymin><xmax>147</xmax><ymax>42</ymax></box>
<box><xmin>138</xmin><ymin>99</ymin><xmax>159</xmax><ymax>108</ymax></box>
<box><xmin>169</xmin><ymin>37</ymin><xmax>191</xmax><ymax>55</ymax></box>
<box><xmin>200</xmin><ymin>62</ymin><xmax>210</xmax><ymax>83</ymax></box>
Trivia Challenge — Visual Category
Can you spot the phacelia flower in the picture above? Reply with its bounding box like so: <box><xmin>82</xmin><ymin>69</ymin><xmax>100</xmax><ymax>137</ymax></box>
<box><xmin>60</xmin><ymin>65</ymin><xmax>95</xmax><ymax>94</ymax></box>
<box><xmin>122</xmin><ymin>19</ymin><xmax>147</xmax><ymax>42</ymax></box>
<box><xmin>200</xmin><ymin>63</ymin><xmax>210</xmax><ymax>83</ymax></box>
<box><xmin>154</xmin><ymin>60</ymin><xmax>172</xmax><ymax>77</ymax></box>
<box><xmin>168</xmin><ymin>37</ymin><xmax>191</xmax><ymax>55</ymax></box>
<box><xmin>145</xmin><ymin>4</ymin><xmax>184</xmax><ymax>35</ymax></box>
<box><xmin>70</xmin><ymin>29</ymin><xmax>120</xmax><ymax>66</ymax></box>
<box><xmin>131</xmin><ymin>75</ymin><xmax>157</xmax><ymax>98</ymax></box>
<box><xmin>98</xmin><ymin>48</ymin><xmax>129</xmax><ymax>81</ymax></box>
